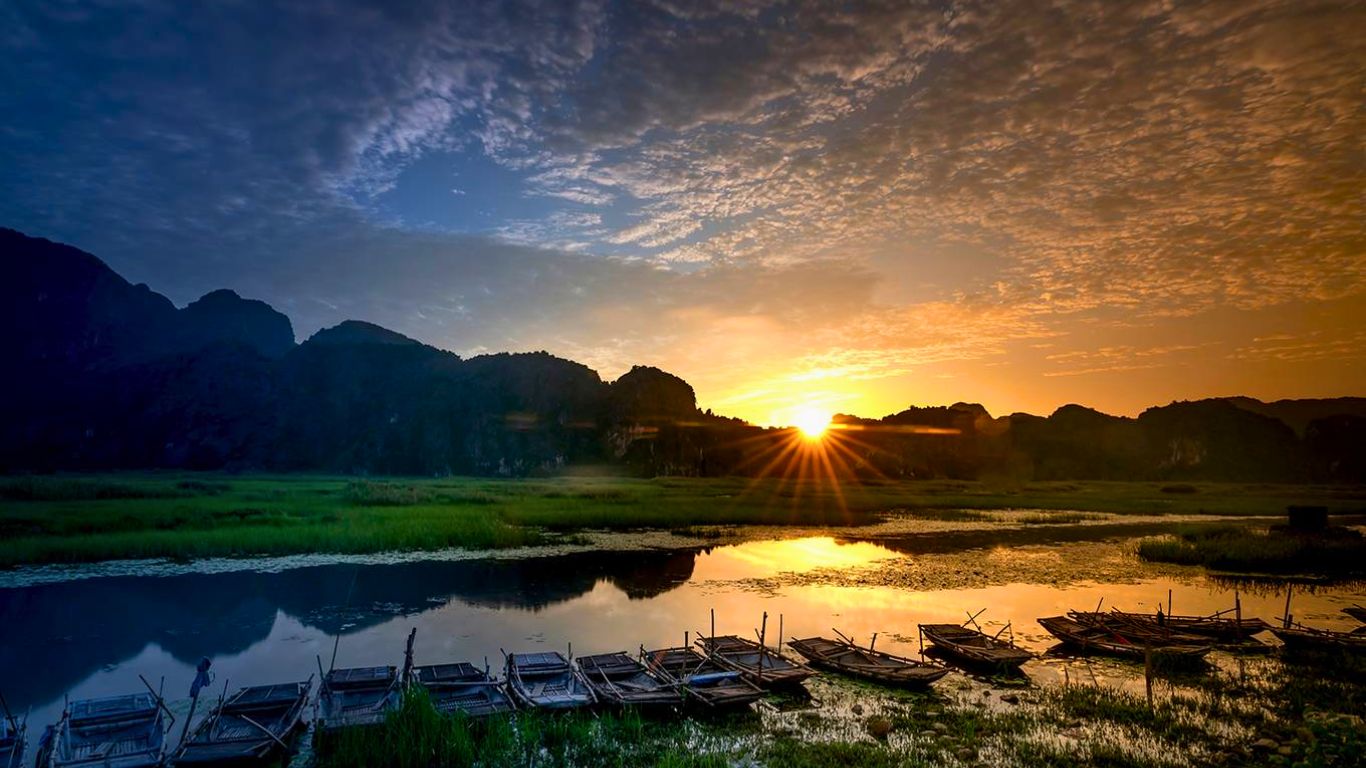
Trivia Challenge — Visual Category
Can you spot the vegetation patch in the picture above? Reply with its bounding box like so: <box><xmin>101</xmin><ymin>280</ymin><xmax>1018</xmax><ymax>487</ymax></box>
<box><xmin>1136</xmin><ymin>523</ymin><xmax>1366</xmax><ymax>575</ymax></box>
<box><xmin>0</xmin><ymin>474</ymin><xmax>1360</xmax><ymax>567</ymax></box>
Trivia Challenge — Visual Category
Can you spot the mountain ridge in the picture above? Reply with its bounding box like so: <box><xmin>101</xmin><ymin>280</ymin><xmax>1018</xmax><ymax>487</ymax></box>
<box><xmin>2</xmin><ymin>227</ymin><xmax>1363</xmax><ymax>481</ymax></box>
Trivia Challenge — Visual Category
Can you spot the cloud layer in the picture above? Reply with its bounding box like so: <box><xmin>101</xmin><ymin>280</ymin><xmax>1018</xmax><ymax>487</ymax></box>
<box><xmin>2</xmin><ymin>0</ymin><xmax>1362</xmax><ymax>422</ymax></box>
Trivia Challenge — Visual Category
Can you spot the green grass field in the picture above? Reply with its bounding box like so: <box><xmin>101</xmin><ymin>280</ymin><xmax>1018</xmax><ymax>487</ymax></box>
<box><xmin>1</xmin><ymin>473</ymin><xmax>1363</xmax><ymax>567</ymax></box>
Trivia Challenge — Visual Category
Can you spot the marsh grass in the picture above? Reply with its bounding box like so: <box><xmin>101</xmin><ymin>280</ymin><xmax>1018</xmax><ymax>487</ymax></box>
<box><xmin>318</xmin><ymin>686</ymin><xmax>740</xmax><ymax>768</ymax></box>
<box><xmin>1137</xmin><ymin>523</ymin><xmax>1366</xmax><ymax>574</ymax></box>
<box><xmin>1</xmin><ymin>473</ymin><xmax>1361</xmax><ymax>566</ymax></box>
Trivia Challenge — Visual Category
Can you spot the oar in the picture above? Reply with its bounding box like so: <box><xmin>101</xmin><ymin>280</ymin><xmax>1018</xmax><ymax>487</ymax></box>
<box><xmin>239</xmin><ymin>714</ymin><xmax>290</xmax><ymax>751</ymax></box>
<box><xmin>964</xmin><ymin>608</ymin><xmax>987</xmax><ymax>632</ymax></box>
<box><xmin>139</xmin><ymin>674</ymin><xmax>177</xmax><ymax>729</ymax></box>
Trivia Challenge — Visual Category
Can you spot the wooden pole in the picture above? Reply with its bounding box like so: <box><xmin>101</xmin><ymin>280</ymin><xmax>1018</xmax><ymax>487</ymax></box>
<box><xmin>778</xmin><ymin>614</ymin><xmax>784</xmax><ymax>657</ymax></box>
<box><xmin>870</xmin><ymin>632</ymin><xmax>878</xmax><ymax>652</ymax></box>
<box><xmin>1168</xmin><ymin>589</ymin><xmax>1173</xmax><ymax>616</ymax></box>
<box><xmin>0</xmin><ymin>690</ymin><xmax>18</xmax><ymax>735</ymax></box>
<box><xmin>403</xmin><ymin>628</ymin><xmax>416</xmax><ymax>683</ymax></box>
<box><xmin>758</xmin><ymin>612</ymin><xmax>768</xmax><ymax>686</ymax></box>
<box><xmin>1235</xmin><ymin>592</ymin><xmax>1243</xmax><ymax>640</ymax></box>
<box><xmin>1144</xmin><ymin>645</ymin><xmax>1154</xmax><ymax>708</ymax></box>
<box><xmin>1283</xmin><ymin>585</ymin><xmax>1294</xmax><ymax>628</ymax></box>
<box><xmin>711</xmin><ymin>609</ymin><xmax>716</xmax><ymax>643</ymax></box>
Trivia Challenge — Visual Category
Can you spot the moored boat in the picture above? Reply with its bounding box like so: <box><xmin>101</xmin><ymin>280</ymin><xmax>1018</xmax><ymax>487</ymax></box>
<box><xmin>695</xmin><ymin>635</ymin><xmax>814</xmax><ymax>689</ymax></box>
<box><xmin>1097</xmin><ymin>610</ymin><xmax>1270</xmax><ymax>640</ymax></box>
<box><xmin>918</xmin><ymin>624</ymin><xmax>1034</xmax><ymax>669</ymax></box>
<box><xmin>1</xmin><ymin>713</ymin><xmax>25</xmax><ymax>768</ymax></box>
<box><xmin>315</xmin><ymin>666</ymin><xmax>401</xmax><ymax>736</ymax></box>
<box><xmin>175</xmin><ymin>680</ymin><xmax>312</xmax><ymax>767</ymax></box>
<box><xmin>577</xmin><ymin>652</ymin><xmax>684</xmax><ymax>710</ymax></box>
<box><xmin>38</xmin><ymin>692</ymin><xmax>169</xmax><ymax>768</ymax></box>
<box><xmin>1342</xmin><ymin>606</ymin><xmax>1366</xmax><ymax>624</ymax></box>
<box><xmin>1271</xmin><ymin>624</ymin><xmax>1366</xmax><ymax>655</ymax></box>
<box><xmin>641</xmin><ymin>646</ymin><xmax>763</xmax><ymax>710</ymax></box>
<box><xmin>409</xmin><ymin>663</ymin><xmax>517</xmax><ymax>719</ymax></box>
<box><xmin>1066</xmin><ymin>611</ymin><xmax>1216</xmax><ymax>646</ymax></box>
<box><xmin>1038</xmin><ymin>616</ymin><xmax>1212</xmax><ymax>660</ymax></box>
<box><xmin>504</xmin><ymin>652</ymin><xmax>595</xmax><ymax>710</ymax></box>
<box><xmin>787</xmin><ymin>636</ymin><xmax>946</xmax><ymax>688</ymax></box>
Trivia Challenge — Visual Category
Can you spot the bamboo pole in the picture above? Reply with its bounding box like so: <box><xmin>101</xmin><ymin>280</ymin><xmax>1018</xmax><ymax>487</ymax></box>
<box><xmin>0</xmin><ymin>690</ymin><xmax>18</xmax><ymax>736</ymax></box>
<box><xmin>778</xmin><ymin>614</ymin><xmax>784</xmax><ymax>657</ymax></box>
<box><xmin>758</xmin><ymin>612</ymin><xmax>768</xmax><ymax>686</ymax></box>
<box><xmin>1144</xmin><ymin>645</ymin><xmax>1154</xmax><ymax>708</ymax></box>
<box><xmin>1283</xmin><ymin>585</ymin><xmax>1294</xmax><ymax>629</ymax></box>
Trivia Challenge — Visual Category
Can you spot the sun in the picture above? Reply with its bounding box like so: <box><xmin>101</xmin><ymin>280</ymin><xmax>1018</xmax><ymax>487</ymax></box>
<box><xmin>792</xmin><ymin>407</ymin><xmax>832</xmax><ymax>440</ymax></box>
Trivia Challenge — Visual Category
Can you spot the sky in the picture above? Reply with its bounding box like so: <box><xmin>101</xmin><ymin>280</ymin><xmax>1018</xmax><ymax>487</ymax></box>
<box><xmin>2</xmin><ymin>0</ymin><xmax>1363</xmax><ymax>427</ymax></box>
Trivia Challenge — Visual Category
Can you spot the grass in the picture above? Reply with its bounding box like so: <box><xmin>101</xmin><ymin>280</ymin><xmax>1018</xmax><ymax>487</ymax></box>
<box><xmin>1136</xmin><ymin>523</ymin><xmax>1366</xmax><ymax>575</ymax></box>
<box><xmin>312</xmin><ymin>653</ymin><xmax>1366</xmax><ymax>768</ymax></box>
<box><xmin>0</xmin><ymin>473</ymin><xmax>1362</xmax><ymax>567</ymax></box>
<box><xmin>317</xmin><ymin>686</ymin><xmax>744</xmax><ymax>768</ymax></box>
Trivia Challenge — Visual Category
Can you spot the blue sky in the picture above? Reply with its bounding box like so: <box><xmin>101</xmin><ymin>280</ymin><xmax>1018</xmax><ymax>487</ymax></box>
<box><xmin>1</xmin><ymin>0</ymin><xmax>1362</xmax><ymax>425</ymax></box>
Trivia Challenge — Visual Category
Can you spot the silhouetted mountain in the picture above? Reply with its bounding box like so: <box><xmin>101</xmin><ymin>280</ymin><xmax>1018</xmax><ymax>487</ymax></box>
<box><xmin>1224</xmin><ymin>396</ymin><xmax>1366</xmax><ymax>437</ymax></box>
<box><xmin>1</xmin><ymin>227</ymin><xmax>1362</xmax><ymax>481</ymax></box>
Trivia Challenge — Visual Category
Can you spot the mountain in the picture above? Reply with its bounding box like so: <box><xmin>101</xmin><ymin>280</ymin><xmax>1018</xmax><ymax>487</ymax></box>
<box><xmin>1</xmin><ymin>227</ymin><xmax>1362</xmax><ymax>481</ymax></box>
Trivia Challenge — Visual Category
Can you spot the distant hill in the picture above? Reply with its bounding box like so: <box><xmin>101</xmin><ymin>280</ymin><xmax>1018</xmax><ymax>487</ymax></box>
<box><xmin>1</xmin><ymin>227</ymin><xmax>1362</xmax><ymax>481</ymax></box>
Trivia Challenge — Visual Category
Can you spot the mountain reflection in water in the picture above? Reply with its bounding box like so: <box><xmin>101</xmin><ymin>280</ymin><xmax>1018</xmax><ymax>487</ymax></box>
<box><xmin>0</xmin><ymin>548</ymin><xmax>699</xmax><ymax>708</ymax></box>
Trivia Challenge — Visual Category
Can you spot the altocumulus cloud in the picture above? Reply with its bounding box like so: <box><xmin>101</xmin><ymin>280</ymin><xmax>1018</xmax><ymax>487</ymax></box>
<box><xmin>0</xmin><ymin>0</ymin><xmax>1362</xmax><ymax>419</ymax></box>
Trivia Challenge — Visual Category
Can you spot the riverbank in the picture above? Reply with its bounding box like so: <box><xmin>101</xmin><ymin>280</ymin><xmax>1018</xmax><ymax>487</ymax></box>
<box><xmin>2</xmin><ymin>474</ymin><xmax>1362</xmax><ymax>567</ymax></box>
<box><xmin>315</xmin><ymin>653</ymin><xmax>1366</xmax><ymax>768</ymax></box>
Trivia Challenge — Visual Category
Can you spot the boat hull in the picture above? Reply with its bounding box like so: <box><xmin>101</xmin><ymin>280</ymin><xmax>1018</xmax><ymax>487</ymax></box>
<box><xmin>642</xmin><ymin>647</ymin><xmax>763</xmax><ymax>710</ymax></box>
<box><xmin>918</xmin><ymin>624</ymin><xmax>1033</xmax><ymax>669</ymax></box>
<box><xmin>505</xmin><ymin>652</ymin><xmax>595</xmax><ymax>710</ymax></box>
<box><xmin>1039</xmin><ymin>616</ymin><xmax>1212</xmax><ymax>660</ymax></box>
<box><xmin>1271</xmin><ymin>627</ymin><xmax>1366</xmax><ymax>655</ymax></box>
<box><xmin>696</xmin><ymin>637</ymin><xmax>814</xmax><ymax>690</ymax></box>
<box><xmin>787</xmin><ymin>637</ymin><xmax>945</xmax><ymax>688</ymax></box>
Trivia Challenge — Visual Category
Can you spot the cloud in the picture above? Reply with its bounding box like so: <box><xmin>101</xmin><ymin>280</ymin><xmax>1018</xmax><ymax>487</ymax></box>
<box><xmin>1</xmin><ymin>0</ymin><xmax>1362</xmax><ymax>421</ymax></box>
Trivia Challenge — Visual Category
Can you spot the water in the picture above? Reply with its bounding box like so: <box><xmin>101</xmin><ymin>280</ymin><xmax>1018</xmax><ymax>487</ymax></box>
<box><xmin>2</xmin><ymin>518</ymin><xmax>1363</xmax><ymax>763</ymax></box>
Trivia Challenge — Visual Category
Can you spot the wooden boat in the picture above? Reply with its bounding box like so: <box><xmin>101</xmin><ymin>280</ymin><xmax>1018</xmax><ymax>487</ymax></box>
<box><xmin>315</xmin><ymin>666</ymin><xmax>401</xmax><ymax>735</ymax></box>
<box><xmin>175</xmin><ymin>680</ymin><xmax>311</xmax><ymax>767</ymax></box>
<box><xmin>1038</xmin><ymin>616</ymin><xmax>1212</xmax><ymax>660</ymax></box>
<box><xmin>918</xmin><ymin>624</ymin><xmax>1034</xmax><ymax>669</ymax></box>
<box><xmin>787</xmin><ymin>637</ymin><xmax>946</xmax><ymax>688</ymax></box>
<box><xmin>504</xmin><ymin>652</ymin><xmax>595</xmax><ymax>710</ymax></box>
<box><xmin>641</xmin><ymin>646</ymin><xmax>763</xmax><ymax>710</ymax></box>
<box><xmin>1342</xmin><ymin>606</ymin><xmax>1366</xmax><ymax>624</ymax></box>
<box><xmin>409</xmin><ymin>663</ymin><xmax>516</xmax><ymax>719</ymax></box>
<box><xmin>1067</xmin><ymin>611</ymin><xmax>1214</xmax><ymax>645</ymax></box>
<box><xmin>1</xmin><ymin>716</ymin><xmax>25</xmax><ymax>768</ymax></box>
<box><xmin>38</xmin><ymin>692</ymin><xmax>168</xmax><ymax>768</ymax></box>
<box><xmin>695</xmin><ymin>636</ymin><xmax>813</xmax><ymax>689</ymax></box>
<box><xmin>1271</xmin><ymin>624</ymin><xmax>1366</xmax><ymax>655</ymax></box>
<box><xmin>577</xmin><ymin>652</ymin><xmax>684</xmax><ymax>710</ymax></box>
<box><xmin>1098</xmin><ymin>610</ymin><xmax>1270</xmax><ymax>640</ymax></box>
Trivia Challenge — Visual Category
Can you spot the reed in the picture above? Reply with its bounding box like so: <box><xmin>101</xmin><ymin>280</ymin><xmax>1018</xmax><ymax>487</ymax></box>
<box><xmin>1</xmin><ymin>473</ymin><xmax>1360</xmax><ymax>567</ymax></box>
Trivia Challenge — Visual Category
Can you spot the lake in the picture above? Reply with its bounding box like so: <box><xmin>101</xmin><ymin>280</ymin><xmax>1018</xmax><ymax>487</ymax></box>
<box><xmin>2</xmin><ymin>514</ymin><xmax>1363</xmax><ymax>764</ymax></box>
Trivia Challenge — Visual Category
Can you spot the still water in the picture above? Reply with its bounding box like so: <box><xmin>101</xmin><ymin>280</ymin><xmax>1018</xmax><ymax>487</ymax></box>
<box><xmin>2</xmin><ymin>520</ymin><xmax>1363</xmax><ymax>758</ymax></box>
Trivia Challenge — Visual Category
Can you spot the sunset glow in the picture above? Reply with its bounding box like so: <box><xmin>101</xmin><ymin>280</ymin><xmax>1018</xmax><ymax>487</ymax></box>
<box><xmin>3</xmin><ymin>0</ymin><xmax>1362</xmax><ymax>425</ymax></box>
<box><xmin>792</xmin><ymin>409</ymin><xmax>832</xmax><ymax>440</ymax></box>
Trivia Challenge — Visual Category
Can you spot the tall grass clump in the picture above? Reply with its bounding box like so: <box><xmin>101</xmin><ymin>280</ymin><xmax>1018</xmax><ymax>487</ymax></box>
<box><xmin>1137</xmin><ymin>523</ymin><xmax>1366</xmax><ymax>575</ymax></box>
<box><xmin>0</xmin><ymin>476</ymin><xmax>187</xmax><ymax>501</ymax></box>
<box><xmin>344</xmin><ymin>480</ymin><xmax>436</xmax><ymax>506</ymax></box>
